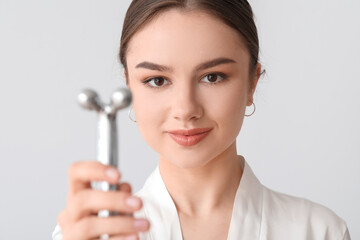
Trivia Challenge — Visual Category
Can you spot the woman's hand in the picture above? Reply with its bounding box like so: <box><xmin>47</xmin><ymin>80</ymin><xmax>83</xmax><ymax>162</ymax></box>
<box><xmin>57</xmin><ymin>161</ymin><xmax>150</xmax><ymax>240</ymax></box>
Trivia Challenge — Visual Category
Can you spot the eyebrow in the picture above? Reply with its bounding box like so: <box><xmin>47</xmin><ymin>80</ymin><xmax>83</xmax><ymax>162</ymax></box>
<box><xmin>135</xmin><ymin>61</ymin><xmax>171</xmax><ymax>72</ymax></box>
<box><xmin>135</xmin><ymin>57</ymin><xmax>236</xmax><ymax>72</ymax></box>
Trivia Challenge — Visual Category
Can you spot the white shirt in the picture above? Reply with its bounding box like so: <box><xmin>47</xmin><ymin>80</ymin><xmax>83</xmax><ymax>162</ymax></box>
<box><xmin>52</xmin><ymin>159</ymin><xmax>351</xmax><ymax>240</ymax></box>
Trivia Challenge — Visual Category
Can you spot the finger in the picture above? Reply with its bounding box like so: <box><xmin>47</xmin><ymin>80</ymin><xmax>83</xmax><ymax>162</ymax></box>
<box><xmin>118</xmin><ymin>182</ymin><xmax>132</xmax><ymax>193</ymax></box>
<box><xmin>73</xmin><ymin>216</ymin><xmax>149</xmax><ymax>240</ymax></box>
<box><xmin>109</xmin><ymin>234</ymin><xmax>138</xmax><ymax>240</ymax></box>
<box><xmin>71</xmin><ymin>190</ymin><xmax>142</xmax><ymax>220</ymax></box>
<box><xmin>68</xmin><ymin>161</ymin><xmax>121</xmax><ymax>194</ymax></box>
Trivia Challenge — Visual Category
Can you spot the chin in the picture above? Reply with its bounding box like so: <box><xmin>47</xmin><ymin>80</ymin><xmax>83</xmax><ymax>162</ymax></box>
<box><xmin>161</xmin><ymin>149</ymin><xmax>217</xmax><ymax>170</ymax></box>
<box><xmin>172</xmin><ymin>159</ymin><xmax>208</xmax><ymax>169</ymax></box>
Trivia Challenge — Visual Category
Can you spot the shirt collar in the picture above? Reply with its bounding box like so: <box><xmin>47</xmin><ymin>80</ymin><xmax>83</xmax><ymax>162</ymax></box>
<box><xmin>227</xmin><ymin>158</ymin><xmax>263</xmax><ymax>239</ymax></box>
<box><xmin>139</xmin><ymin>157</ymin><xmax>263</xmax><ymax>240</ymax></box>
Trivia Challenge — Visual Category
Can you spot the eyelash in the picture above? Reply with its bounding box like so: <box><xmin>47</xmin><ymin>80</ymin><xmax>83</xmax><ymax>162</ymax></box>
<box><xmin>142</xmin><ymin>72</ymin><xmax>228</xmax><ymax>89</ymax></box>
<box><xmin>142</xmin><ymin>77</ymin><xmax>170</xmax><ymax>90</ymax></box>
<box><xmin>202</xmin><ymin>72</ymin><xmax>228</xmax><ymax>85</ymax></box>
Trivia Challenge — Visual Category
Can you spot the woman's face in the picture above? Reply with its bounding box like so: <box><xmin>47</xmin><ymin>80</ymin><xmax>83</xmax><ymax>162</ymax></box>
<box><xmin>125</xmin><ymin>9</ymin><xmax>259</xmax><ymax>169</ymax></box>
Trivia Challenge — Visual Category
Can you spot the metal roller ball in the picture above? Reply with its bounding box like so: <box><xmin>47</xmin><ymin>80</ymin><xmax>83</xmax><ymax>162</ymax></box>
<box><xmin>110</xmin><ymin>88</ymin><xmax>132</xmax><ymax>113</ymax></box>
<box><xmin>78</xmin><ymin>89</ymin><xmax>103</xmax><ymax>112</ymax></box>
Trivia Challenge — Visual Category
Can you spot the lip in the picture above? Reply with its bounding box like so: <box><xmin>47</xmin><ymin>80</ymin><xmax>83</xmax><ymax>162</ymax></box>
<box><xmin>167</xmin><ymin>128</ymin><xmax>213</xmax><ymax>147</ymax></box>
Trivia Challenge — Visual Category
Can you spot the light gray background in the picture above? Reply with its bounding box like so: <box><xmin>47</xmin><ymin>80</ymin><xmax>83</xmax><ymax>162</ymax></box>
<box><xmin>0</xmin><ymin>0</ymin><xmax>359</xmax><ymax>239</ymax></box>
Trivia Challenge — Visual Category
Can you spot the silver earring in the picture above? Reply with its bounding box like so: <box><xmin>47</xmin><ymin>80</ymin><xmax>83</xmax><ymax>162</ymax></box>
<box><xmin>245</xmin><ymin>102</ymin><xmax>256</xmax><ymax>117</ymax></box>
<box><xmin>128</xmin><ymin>106</ymin><xmax>136</xmax><ymax>122</ymax></box>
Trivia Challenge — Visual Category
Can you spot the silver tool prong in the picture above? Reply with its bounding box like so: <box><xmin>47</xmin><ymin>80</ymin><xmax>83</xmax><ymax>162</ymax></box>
<box><xmin>78</xmin><ymin>89</ymin><xmax>104</xmax><ymax>112</ymax></box>
<box><xmin>110</xmin><ymin>88</ymin><xmax>132</xmax><ymax>114</ymax></box>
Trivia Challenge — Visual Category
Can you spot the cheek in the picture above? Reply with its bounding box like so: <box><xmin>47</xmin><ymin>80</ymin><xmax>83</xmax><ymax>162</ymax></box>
<box><xmin>201</xmin><ymin>83</ymin><xmax>247</xmax><ymax>144</ymax></box>
<box><xmin>132</xmin><ymin>89</ymin><xmax>167</xmax><ymax>151</ymax></box>
<box><xmin>203</xmin><ymin>83</ymin><xmax>247</xmax><ymax>124</ymax></box>
<box><xmin>132</xmin><ymin>88</ymin><xmax>168</xmax><ymax>125</ymax></box>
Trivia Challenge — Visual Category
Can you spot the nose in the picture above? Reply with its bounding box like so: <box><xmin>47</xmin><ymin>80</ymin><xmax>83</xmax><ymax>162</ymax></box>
<box><xmin>171</xmin><ymin>81</ymin><xmax>203</xmax><ymax>122</ymax></box>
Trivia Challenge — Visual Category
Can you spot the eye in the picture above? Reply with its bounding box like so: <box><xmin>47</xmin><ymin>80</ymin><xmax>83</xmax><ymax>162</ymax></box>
<box><xmin>143</xmin><ymin>77</ymin><xmax>170</xmax><ymax>88</ymax></box>
<box><xmin>201</xmin><ymin>73</ymin><xmax>227</xmax><ymax>84</ymax></box>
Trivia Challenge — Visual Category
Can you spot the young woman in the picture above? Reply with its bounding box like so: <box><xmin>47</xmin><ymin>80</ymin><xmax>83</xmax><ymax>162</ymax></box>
<box><xmin>53</xmin><ymin>0</ymin><xmax>350</xmax><ymax>239</ymax></box>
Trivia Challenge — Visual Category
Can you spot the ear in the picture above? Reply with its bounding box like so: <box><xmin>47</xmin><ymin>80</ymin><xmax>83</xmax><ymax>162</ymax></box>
<box><xmin>123</xmin><ymin>69</ymin><xmax>129</xmax><ymax>87</ymax></box>
<box><xmin>247</xmin><ymin>63</ymin><xmax>261</xmax><ymax>106</ymax></box>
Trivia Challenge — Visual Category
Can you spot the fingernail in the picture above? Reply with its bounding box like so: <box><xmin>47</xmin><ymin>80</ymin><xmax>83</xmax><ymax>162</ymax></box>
<box><xmin>134</xmin><ymin>219</ymin><xmax>149</xmax><ymax>230</ymax></box>
<box><xmin>106</xmin><ymin>167</ymin><xmax>119</xmax><ymax>180</ymax></box>
<box><xmin>126</xmin><ymin>196</ymin><xmax>141</xmax><ymax>208</ymax></box>
<box><xmin>124</xmin><ymin>235</ymin><xmax>137</xmax><ymax>240</ymax></box>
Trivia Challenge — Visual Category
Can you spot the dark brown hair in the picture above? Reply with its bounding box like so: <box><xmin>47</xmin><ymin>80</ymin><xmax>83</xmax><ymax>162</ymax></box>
<box><xmin>119</xmin><ymin>0</ymin><xmax>264</xmax><ymax>83</ymax></box>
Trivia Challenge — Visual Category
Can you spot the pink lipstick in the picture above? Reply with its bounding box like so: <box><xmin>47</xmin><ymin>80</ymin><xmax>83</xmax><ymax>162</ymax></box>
<box><xmin>167</xmin><ymin>128</ymin><xmax>212</xmax><ymax>147</ymax></box>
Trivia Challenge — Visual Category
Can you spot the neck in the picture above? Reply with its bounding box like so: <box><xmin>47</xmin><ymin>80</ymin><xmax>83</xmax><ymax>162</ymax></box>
<box><xmin>158</xmin><ymin>142</ymin><xmax>243</xmax><ymax>217</ymax></box>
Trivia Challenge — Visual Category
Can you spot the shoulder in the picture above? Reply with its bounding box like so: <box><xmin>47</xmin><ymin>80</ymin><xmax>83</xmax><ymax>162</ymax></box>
<box><xmin>261</xmin><ymin>186</ymin><xmax>350</xmax><ymax>239</ymax></box>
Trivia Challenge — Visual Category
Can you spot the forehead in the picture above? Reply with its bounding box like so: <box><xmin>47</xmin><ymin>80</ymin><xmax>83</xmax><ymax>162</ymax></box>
<box><xmin>126</xmin><ymin>9</ymin><xmax>249</xmax><ymax>70</ymax></box>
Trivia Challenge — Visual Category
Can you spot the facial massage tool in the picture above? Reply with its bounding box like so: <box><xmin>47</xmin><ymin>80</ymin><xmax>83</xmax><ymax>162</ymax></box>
<box><xmin>78</xmin><ymin>88</ymin><xmax>132</xmax><ymax>239</ymax></box>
